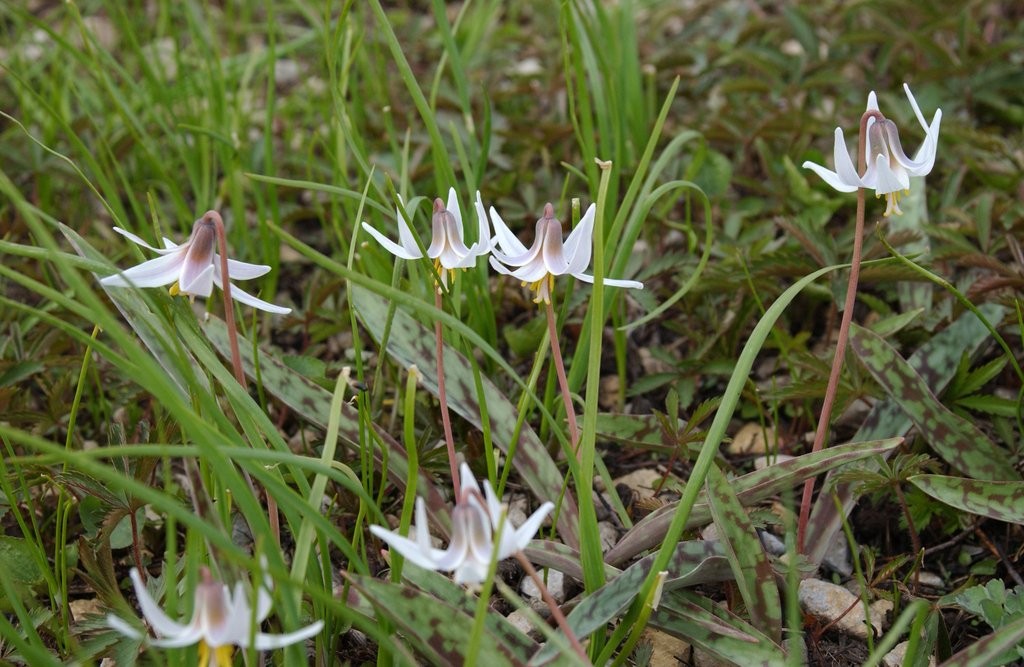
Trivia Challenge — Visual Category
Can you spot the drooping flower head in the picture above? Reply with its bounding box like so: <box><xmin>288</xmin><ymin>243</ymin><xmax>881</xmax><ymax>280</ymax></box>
<box><xmin>488</xmin><ymin>202</ymin><xmax>643</xmax><ymax>303</ymax></box>
<box><xmin>369</xmin><ymin>463</ymin><xmax>553</xmax><ymax>586</ymax></box>
<box><xmin>361</xmin><ymin>188</ymin><xmax>491</xmax><ymax>286</ymax></box>
<box><xmin>108</xmin><ymin>564</ymin><xmax>322</xmax><ymax>667</ymax></box>
<box><xmin>803</xmin><ymin>83</ymin><xmax>942</xmax><ymax>217</ymax></box>
<box><xmin>100</xmin><ymin>212</ymin><xmax>290</xmax><ymax>314</ymax></box>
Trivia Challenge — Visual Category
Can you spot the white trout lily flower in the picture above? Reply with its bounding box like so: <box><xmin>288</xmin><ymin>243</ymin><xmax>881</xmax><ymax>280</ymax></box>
<box><xmin>488</xmin><ymin>202</ymin><xmax>643</xmax><ymax>303</ymax></box>
<box><xmin>100</xmin><ymin>212</ymin><xmax>291</xmax><ymax>314</ymax></box>
<box><xmin>370</xmin><ymin>462</ymin><xmax>553</xmax><ymax>586</ymax></box>
<box><xmin>803</xmin><ymin>83</ymin><xmax>942</xmax><ymax>217</ymax></box>
<box><xmin>108</xmin><ymin>565</ymin><xmax>323</xmax><ymax>667</ymax></box>
<box><xmin>361</xmin><ymin>188</ymin><xmax>491</xmax><ymax>286</ymax></box>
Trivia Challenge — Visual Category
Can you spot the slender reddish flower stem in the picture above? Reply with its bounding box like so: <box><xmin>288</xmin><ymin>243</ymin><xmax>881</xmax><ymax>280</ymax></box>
<box><xmin>515</xmin><ymin>552</ymin><xmax>588</xmax><ymax>661</ymax></box>
<box><xmin>797</xmin><ymin>110</ymin><xmax>886</xmax><ymax>552</ymax></box>
<box><xmin>545</xmin><ymin>297</ymin><xmax>580</xmax><ymax>454</ymax></box>
<box><xmin>435</xmin><ymin>288</ymin><xmax>461</xmax><ymax>497</ymax></box>
<box><xmin>206</xmin><ymin>210</ymin><xmax>280</xmax><ymax>545</ymax></box>
<box><xmin>205</xmin><ymin>211</ymin><xmax>246</xmax><ymax>388</ymax></box>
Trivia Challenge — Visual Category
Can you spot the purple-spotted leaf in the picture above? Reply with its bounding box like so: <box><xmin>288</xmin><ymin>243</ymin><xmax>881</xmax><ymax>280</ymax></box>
<box><xmin>201</xmin><ymin>316</ymin><xmax>451</xmax><ymax>531</ymax></box>
<box><xmin>351</xmin><ymin>285</ymin><xmax>579</xmax><ymax>547</ymax></box>
<box><xmin>605</xmin><ymin>437</ymin><xmax>901</xmax><ymax>566</ymax></box>
<box><xmin>850</xmin><ymin>324</ymin><xmax>1018</xmax><ymax>481</ymax></box>
<box><xmin>705</xmin><ymin>464</ymin><xmax>782</xmax><ymax>643</ymax></box>
<box><xmin>805</xmin><ymin>304</ymin><xmax>1005</xmax><ymax>568</ymax></box>
<box><xmin>344</xmin><ymin>573</ymin><xmax>528</xmax><ymax>666</ymax></box>
<box><xmin>909</xmin><ymin>475</ymin><xmax>1024</xmax><ymax>525</ymax></box>
<box><xmin>939</xmin><ymin>614</ymin><xmax>1024</xmax><ymax>666</ymax></box>
<box><xmin>649</xmin><ymin>590</ymin><xmax>789</xmax><ymax>665</ymax></box>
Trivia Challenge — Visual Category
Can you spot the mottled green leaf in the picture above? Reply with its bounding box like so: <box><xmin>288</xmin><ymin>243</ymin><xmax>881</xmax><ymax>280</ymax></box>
<box><xmin>805</xmin><ymin>304</ymin><xmax>1005</xmax><ymax>567</ymax></box>
<box><xmin>650</xmin><ymin>590</ymin><xmax>789</xmax><ymax>665</ymax></box>
<box><xmin>850</xmin><ymin>324</ymin><xmax>1018</xmax><ymax>481</ymax></box>
<box><xmin>909</xmin><ymin>475</ymin><xmax>1024</xmax><ymax>525</ymax></box>
<box><xmin>344</xmin><ymin>573</ymin><xmax>523</xmax><ymax>667</ymax></box>
<box><xmin>605</xmin><ymin>437</ymin><xmax>902</xmax><ymax>565</ymax></box>
<box><xmin>939</xmin><ymin>614</ymin><xmax>1024</xmax><ymax>666</ymax></box>
<box><xmin>705</xmin><ymin>464</ymin><xmax>782</xmax><ymax>643</ymax></box>
<box><xmin>532</xmin><ymin>539</ymin><xmax>733</xmax><ymax>663</ymax></box>
<box><xmin>201</xmin><ymin>316</ymin><xmax>451</xmax><ymax>531</ymax></box>
<box><xmin>351</xmin><ymin>285</ymin><xmax>579</xmax><ymax>547</ymax></box>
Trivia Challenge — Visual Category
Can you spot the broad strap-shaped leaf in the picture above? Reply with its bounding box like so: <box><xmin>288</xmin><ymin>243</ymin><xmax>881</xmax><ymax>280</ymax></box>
<box><xmin>805</xmin><ymin>303</ymin><xmax>1005</xmax><ymax>568</ymax></box>
<box><xmin>531</xmin><ymin>540</ymin><xmax>744</xmax><ymax>664</ymax></box>
<box><xmin>909</xmin><ymin>475</ymin><xmax>1024</xmax><ymax>525</ymax></box>
<box><xmin>939</xmin><ymin>614</ymin><xmax>1024</xmax><ymax>666</ymax></box>
<box><xmin>649</xmin><ymin>590</ymin><xmax>789</xmax><ymax>665</ymax></box>
<box><xmin>850</xmin><ymin>324</ymin><xmax>1018</xmax><ymax>481</ymax></box>
<box><xmin>344</xmin><ymin>573</ymin><xmax>523</xmax><ymax>667</ymax></box>
<box><xmin>705</xmin><ymin>464</ymin><xmax>782</xmax><ymax>643</ymax></box>
<box><xmin>201</xmin><ymin>316</ymin><xmax>451</xmax><ymax>531</ymax></box>
<box><xmin>351</xmin><ymin>285</ymin><xmax>579</xmax><ymax>547</ymax></box>
<box><xmin>605</xmin><ymin>437</ymin><xmax>902</xmax><ymax>566</ymax></box>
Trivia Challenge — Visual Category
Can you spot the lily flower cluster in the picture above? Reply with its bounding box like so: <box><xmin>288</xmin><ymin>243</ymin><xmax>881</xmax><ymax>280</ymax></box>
<box><xmin>108</xmin><ymin>565</ymin><xmax>322</xmax><ymax>667</ymax></box>
<box><xmin>362</xmin><ymin>188</ymin><xmax>643</xmax><ymax>302</ymax></box>
<box><xmin>803</xmin><ymin>83</ymin><xmax>941</xmax><ymax>216</ymax></box>
<box><xmin>370</xmin><ymin>463</ymin><xmax>554</xmax><ymax>586</ymax></box>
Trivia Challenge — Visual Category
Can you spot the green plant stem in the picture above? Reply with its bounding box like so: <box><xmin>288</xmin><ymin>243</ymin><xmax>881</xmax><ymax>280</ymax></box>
<box><xmin>394</xmin><ymin>365</ymin><xmax>421</xmax><ymax>582</ymax></box>
<box><xmin>797</xmin><ymin>109</ymin><xmax>885</xmax><ymax>552</ymax></box>
<box><xmin>435</xmin><ymin>288</ymin><xmax>460</xmax><ymax>497</ymax></box>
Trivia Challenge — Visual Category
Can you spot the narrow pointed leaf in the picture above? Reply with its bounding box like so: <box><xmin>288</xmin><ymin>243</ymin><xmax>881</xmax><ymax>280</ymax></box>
<box><xmin>938</xmin><ymin>614</ymin><xmax>1024</xmax><ymax>666</ymax></box>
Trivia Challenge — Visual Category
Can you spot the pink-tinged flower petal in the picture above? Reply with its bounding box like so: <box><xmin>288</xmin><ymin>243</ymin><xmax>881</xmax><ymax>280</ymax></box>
<box><xmin>507</xmin><ymin>258</ymin><xmax>550</xmax><ymax>284</ymax></box>
<box><xmin>489</xmin><ymin>206</ymin><xmax>529</xmax><ymax>256</ymax></box>
<box><xmin>224</xmin><ymin>282</ymin><xmax>291</xmax><ymax>315</ymax></box>
<box><xmin>179</xmin><ymin>264</ymin><xmax>215</xmax><ymax>297</ymax></box>
<box><xmin>871</xmin><ymin>153</ymin><xmax>907</xmax><ymax>195</ymax></box>
<box><xmin>395</xmin><ymin>196</ymin><xmax>421</xmax><ymax>257</ymax></box>
<box><xmin>101</xmin><ymin>252</ymin><xmax>185</xmax><ymax>288</ymax></box>
<box><xmin>222</xmin><ymin>257</ymin><xmax>271</xmax><ymax>280</ymax></box>
<box><xmin>251</xmin><ymin>621</ymin><xmax>324</xmax><ymax>651</ymax></box>
<box><xmin>488</xmin><ymin>256</ymin><xmax>519</xmax><ymax>277</ymax></box>
<box><xmin>361</xmin><ymin>222</ymin><xmax>422</xmax><ymax>260</ymax></box>
<box><xmin>831</xmin><ymin>127</ymin><xmax>863</xmax><ymax>189</ymax></box>
<box><xmin>470</xmin><ymin>191</ymin><xmax>491</xmax><ymax>255</ymax></box>
<box><xmin>564</xmin><ymin>204</ymin><xmax>595</xmax><ymax>275</ymax></box>
<box><xmin>426</xmin><ymin>198</ymin><xmax>448</xmax><ymax>259</ymax></box>
<box><xmin>127</xmin><ymin>568</ymin><xmax>190</xmax><ymax>638</ymax></box>
<box><xmin>112</xmin><ymin>227</ymin><xmax>176</xmax><ymax>254</ymax></box>
<box><xmin>446</xmin><ymin>188</ymin><xmax>465</xmax><ymax>240</ymax></box>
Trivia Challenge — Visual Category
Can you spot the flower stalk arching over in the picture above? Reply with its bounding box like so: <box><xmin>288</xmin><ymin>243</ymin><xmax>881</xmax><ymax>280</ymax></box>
<box><xmin>107</xmin><ymin>565</ymin><xmax>323</xmax><ymax>667</ymax></box>
<box><xmin>361</xmin><ymin>187</ymin><xmax>491</xmax><ymax>286</ymax></box>
<box><xmin>369</xmin><ymin>462</ymin><xmax>553</xmax><ymax>586</ymax></box>
<box><xmin>488</xmin><ymin>202</ymin><xmax>643</xmax><ymax>303</ymax></box>
<box><xmin>100</xmin><ymin>214</ymin><xmax>291</xmax><ymax>314</ymax></box>
<box><xmin>802</xmin><ymin>83</ymin><xmax>942</xmax><ymax>216</ymax></box>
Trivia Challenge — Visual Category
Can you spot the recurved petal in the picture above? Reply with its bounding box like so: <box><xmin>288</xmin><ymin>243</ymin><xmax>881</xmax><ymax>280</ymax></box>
<box><xmin>361</xmin><ymin>222</ymin><xmax>422</xmax><ymax>260</ymax></box>
<box><xmin>100</xmin><ymin>252</ymin><xmax>185</xmax><ymax>288</ymax></box>
<box><xmin>251</xmin><ymin>621</ymin><xmax>324</xmax><ymax>650</ymax></box>
<box><xmin>369</xmin><ymin>524</ymin><xmax>444</xmax><ymax>572</ymax></box>
<box><xmin>507</xmin><ymin>501</ymin><xmax>554</xmax><ymax>554</ymax></box>
<box><xmin>471</xmin><ymin>191</ymin><xmax>491</xmax><ymax>255</ymax></box>
<box><xmin>107</xmin><ymin>614</ymin><xmax>144</xmax><ymax>640</ymax></box>
<box><xmin>446</xmin><ymin>188</ymin><xmax>465</xmax><ymax>239</ymax></box>
<box><xmin>112</xmin><ymin>227</ymin><xmax>176</xmax><ymax>254</ymax></box>
<box><xmin>831</xmin><ymin>127</ymin><xmax>863</xmax><ymax>189</ymax></box>
<box><xmin>222</xmin><ymin>282</ymin><xmax>292</xmax><ymax>315</ymax></box>
<box><xmin>222</xmin><ymin>257</ymin><xmax>271</xmax><ymax>280</ymax></box>
<box><xmin>147</xmin><ymin>626</ymin><xmax>206</xmax><ymax>648</ymax></box>
<box><xmin>563</xmin><ymin>205</ymin><xmax>595</xmax><ymax>275</ymax></box>
<box><xmin>127</xmin><ymin>568</ymin><xmax>190</xmax><ymax>638</ymax></box>
<box><xmin>802</xmin><ymin>161</ymin><xmax>859</xmax><ymax>194</ymax></box>
<box><xmin>573</xmin><ymin>273</ymin><xmax>643</xmax><ymax>290</ymax></box>
<box><xmin>489</xmin><ymin>206</ymin><xmax>529</xmax><ymax>256</ymax></box>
